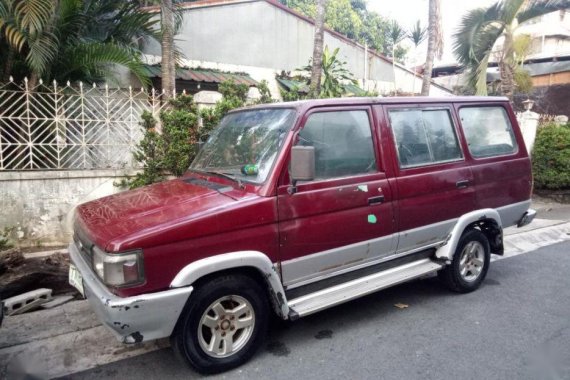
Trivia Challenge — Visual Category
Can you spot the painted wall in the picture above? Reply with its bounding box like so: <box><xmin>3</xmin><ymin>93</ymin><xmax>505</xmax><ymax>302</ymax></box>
<box><xmin>0</xmin><ymin>170</ymin><xmax>135</xmax><ymax>247</ymax></box>
<box><xmin>142</xmin><ymin>0</ymin><xmax>448</xmax><ymax>96</ymax></box>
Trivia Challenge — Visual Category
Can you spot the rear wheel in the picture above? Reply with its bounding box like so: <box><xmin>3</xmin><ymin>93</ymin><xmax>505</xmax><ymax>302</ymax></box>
<box><xmin>171</xmin><ymin>274</ymin><xmax>269</xmax><ymax>374</ymax></box>
<box><xmin>439</xmin><ymin>229</ymin><xmax>490</xmax><ymax>293</ymax></box>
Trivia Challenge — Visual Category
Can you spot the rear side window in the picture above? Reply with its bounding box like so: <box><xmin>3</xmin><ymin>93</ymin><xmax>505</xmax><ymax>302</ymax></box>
<box><xmin>459</xmin><ymin>106</ymin><xmax>518</xmax><ymax>158</ymax></box>
<box><xmin>388</xmin><ymin>109</ymin><xmax>462</xmax><ymax>168</ymax></box>
<box><xmin>296</xmin><ymin>110</ymin><xmax>377</xmax><ymax>180</ymax></box>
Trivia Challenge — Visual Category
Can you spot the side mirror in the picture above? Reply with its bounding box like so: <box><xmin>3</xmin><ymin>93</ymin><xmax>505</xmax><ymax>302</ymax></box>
<box><xmin>290</xmin><ymin>146</ymin><xmax>315</xmax><ymax>190</ymax></box>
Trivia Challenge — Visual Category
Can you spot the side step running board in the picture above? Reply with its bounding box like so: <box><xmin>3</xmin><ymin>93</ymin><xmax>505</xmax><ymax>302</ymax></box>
<box><xmin>287</xmin><ymin>259</ymin><xmax>443</xmax><ymax>319</ymax></box>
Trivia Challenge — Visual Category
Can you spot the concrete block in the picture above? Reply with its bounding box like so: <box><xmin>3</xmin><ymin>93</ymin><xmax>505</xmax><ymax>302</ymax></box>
<box><xmin>3</xmin><ymin>289</ymin><xmax>52</xmax><ymax>316</ymax></box>
<box><xmin>40</xmin><ymin>295</ymin><xmax>75</xmax><ymax>309</ymax></box>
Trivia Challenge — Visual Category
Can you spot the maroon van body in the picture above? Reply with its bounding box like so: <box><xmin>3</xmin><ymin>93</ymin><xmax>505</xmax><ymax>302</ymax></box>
<box><xmin>69</xmin><ymin>96</ymin><xmax>535</xmax><ymax>373</ymax></box>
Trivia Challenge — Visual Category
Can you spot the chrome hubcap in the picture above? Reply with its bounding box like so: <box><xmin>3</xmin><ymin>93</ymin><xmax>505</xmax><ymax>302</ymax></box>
<box><xmin>459</xmin><ymin>241</ymin><xmax>485</xmax><ymax>282</ymax></box>
<box><xmin>198</xmin><ymin>295</ymin><xmax>255</xmax><ymax>358</ymax></box>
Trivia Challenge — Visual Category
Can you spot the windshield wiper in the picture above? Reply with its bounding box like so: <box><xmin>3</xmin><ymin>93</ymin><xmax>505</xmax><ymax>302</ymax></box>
<box><xmin>202</xmin><ymin>170</ymin><xmax>244</xmax><ymax>189</ymax></box>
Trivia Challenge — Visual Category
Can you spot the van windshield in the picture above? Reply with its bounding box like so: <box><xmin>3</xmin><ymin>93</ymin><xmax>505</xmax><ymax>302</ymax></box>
<box><xmin>190</xmin><ymin>108</ymin><xmax>296</xmax><ymax>184</ymax></box>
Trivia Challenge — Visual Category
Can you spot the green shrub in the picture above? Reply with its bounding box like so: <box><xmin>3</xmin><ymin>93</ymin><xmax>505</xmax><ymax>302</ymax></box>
<box><xmin>532</xmin><ymin>122</ymin><xmax>570</xmax><ymax>190</ymax></box>
<box><xmin>120</xmin><ymin>95</ymin><xmax>200</xmax><ymax>189</ymax></box>
<box><xmin>120</xmin><ymin>81</ymin><xmax>258</xmax><ymax>189</ymax></box>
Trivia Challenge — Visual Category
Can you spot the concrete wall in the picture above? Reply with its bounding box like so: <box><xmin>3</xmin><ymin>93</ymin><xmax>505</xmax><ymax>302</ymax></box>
<box><xmin>0</xmin><ymin>170</ymin><xmax>135</xmax><ymax>247</ymax></box>
<box><xmin>143</xmin><ymin>0</ymin><xmax>448</xmax><ymax>96</ymax></box>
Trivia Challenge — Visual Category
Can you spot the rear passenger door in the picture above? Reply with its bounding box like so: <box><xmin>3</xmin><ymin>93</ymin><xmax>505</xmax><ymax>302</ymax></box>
<box><xmin>278</xmin><ymin>107</ymin><xmax>396</xmax><ymax>288</ymax></box>
<box><xmin>384</xmin><ymin>105</ymin><xmax>476</xmax><ymax>254</ymax></box>
<box><xmin>456</xmin><ymin>104</ymin><xmax>532</xmax><ymax>227</ymax></box>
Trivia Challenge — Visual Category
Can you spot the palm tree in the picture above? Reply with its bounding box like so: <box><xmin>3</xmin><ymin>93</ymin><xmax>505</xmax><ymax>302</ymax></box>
<box><xmin>0</xmin><ymin>0</ymin><xmax>56</xmax><ymax>81</ymax></box>
<box><xmin>421</xmin><ymin>0</ymin><xmax>443</xmax><ymax>96</ymax></box>
<box><xmin>388</xmin><ymin>20</ymin><xmax>406</xmax><ymax>93</ymax></box>
<box><xmin>454</xmin><ymin>0</ymin><xmax>570</xmax><ymax>98</ymax></box>
<box><xmin>161</xmin><ymin>0</ymin><xmax>175</xmax><ymax>98</ymax></box>
<box><xmin>309</xmin><ymin>0</ymin><xmax>327</xmax><ymax>98</ymax></box>
<box><xmin>408</xmin><ymin>20</ymin><xmax>427</xmax><ymax>95</ymax></box>
<box><xmin>0</xmin><ymin>0</ymin><xmax>160</xmax><ymax>86</ymax></box>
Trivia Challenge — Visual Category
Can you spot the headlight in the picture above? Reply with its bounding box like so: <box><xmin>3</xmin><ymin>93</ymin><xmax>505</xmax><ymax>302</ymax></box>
<box><xmin>92</xmin><ymin>246</ymin><xmax>145</xmax><ymax>287</ymax></box>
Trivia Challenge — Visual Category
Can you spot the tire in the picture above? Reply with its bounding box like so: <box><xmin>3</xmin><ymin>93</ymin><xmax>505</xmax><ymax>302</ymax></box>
<box><xmin>171</xmin><ymin>274</ymin><xmax>269</xmax><ymax>374</ymax></box>
<box><xmin>438</xmin><ymin>229</ymin><xmax>490</xmax><ymax>293</ymax></box>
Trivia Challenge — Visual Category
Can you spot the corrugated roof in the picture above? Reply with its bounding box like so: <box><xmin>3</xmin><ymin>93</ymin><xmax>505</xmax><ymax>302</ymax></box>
<box><xmin>276</xmin><ymin>78</ymin><xmax>309</xmax><ymax>93</ymax></box>
<box><xmin>277</xmin><ymin>78</ymin><xmax>366</xmax><ymax>96</ymax></box>
<box><xmin>144</xmin><ymin>65</ymin><xmax>258</xmax><ymax>86</ymax></box>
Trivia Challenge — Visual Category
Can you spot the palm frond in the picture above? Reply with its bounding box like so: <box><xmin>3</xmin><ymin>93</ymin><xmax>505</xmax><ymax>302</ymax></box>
<box><xmin>26</xmin><ymin>31</ymin><xmax>58</xmax><ymax>75</ymax></box>
<box><xmin>3</xmin><ymin>22</ymin><xmax>26</xmax><ymax>50</ymax></box>
<box><xmin>58</xmin><ymin>42</ymin><xmax>150</xmax><ymax>86</ymax></box>
<box><xmin>13</xmin><ymin>0</ymin><xmax>54</xmax><ymax>35</ymax></box>
<box><xmin>408</xmin><ymin>20</ymin><xmax>427</xmax><ymax>47</ymax></box>
<box><xmin>389</xmin><ymin>20</ymin><xmax>406</xmax><ymax>45</ymax></box>
<box><xmin>517</xmin><ymin>0</ymin><xmax>570</xmax><ymax>23</ymax></box>
<box><xmin>453</xmin><ymin>2</ymin><xmax>505</xmax><ymax>95</ymax></box>
<box><xmin>453</xmin><ymin>3</ymin><xmax>503</xmax><ymax>66</ymax></box>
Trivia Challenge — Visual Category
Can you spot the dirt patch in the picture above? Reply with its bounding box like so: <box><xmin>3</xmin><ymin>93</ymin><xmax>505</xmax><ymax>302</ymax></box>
<box><xmin>0</xmin><ymin>249</ymin><xmax>78</xmax><ymax>299</ymax></box>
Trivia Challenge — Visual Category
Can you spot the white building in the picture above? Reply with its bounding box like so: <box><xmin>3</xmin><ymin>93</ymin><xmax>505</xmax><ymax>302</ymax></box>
<box><xmin>139</xmin><ymin>0</ymin><xmax>450</xmax><ymax>98</ymax></box>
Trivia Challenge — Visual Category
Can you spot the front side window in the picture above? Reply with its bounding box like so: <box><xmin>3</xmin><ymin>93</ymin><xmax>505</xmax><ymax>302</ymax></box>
<box><xmin>295</xmin><ymin>110</ymin><xmax>377</xmax><ymax>180</ymax></box>
<box><xmin>191</xmin><ymin>108</ymin><xmax>296</xmax><ymax>184</ymax></box>
<box><xmin>459</xmin><ymin>106</ymin><xmax>518</xmax><ymax>158</ymax></box>
<box><xmin>389</xmin><ymin>108</ymin><xmax>462</xmax><ymax>168</ymax></box>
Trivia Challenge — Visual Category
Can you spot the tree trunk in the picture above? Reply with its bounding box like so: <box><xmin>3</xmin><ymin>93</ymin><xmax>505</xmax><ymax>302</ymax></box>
<box><xmin>421</xmin><ymin>0</ymin><xmax>442</xmax><ymax>96</ymax></box>
<box><xmin>499</xmin><ymin>31</ymin><xmax>515</xmax><ymax>100</ymax></box>
<box><xmin>28</xmin><ymin>72</ymin><xmax>39</xmax><ymax>90</ymax></box>
<box><xmin>161</xmin><ymin>0</ymin><xmax>175</xmax><ymax>99</ymax></box>
<box><xmin>3</xmin><ymin>47</ymin><xmax>16</xmax><ymax>82</ymax></box>
<box><xmin>309</xmin><ymin>0</ymin><xmax>327</xmax><ymax>98</ymax></box>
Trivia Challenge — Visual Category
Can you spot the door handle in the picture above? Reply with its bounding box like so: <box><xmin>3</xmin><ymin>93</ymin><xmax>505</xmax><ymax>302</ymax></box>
<box><xmin>456</xmin><ymin>180</ymin><xmax>470</xmax><ymax>189</ymax></box>
<box><xmin>368</xmin><ymin>195</ymin><xmax>385</xmax><ymax>205</ymax></box>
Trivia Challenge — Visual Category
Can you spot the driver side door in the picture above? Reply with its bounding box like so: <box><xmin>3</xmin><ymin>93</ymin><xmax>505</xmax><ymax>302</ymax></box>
<box><xmin>277</xmin><ymin>107</ymin><xmax>397</xmax><ymax>288</ymax></box>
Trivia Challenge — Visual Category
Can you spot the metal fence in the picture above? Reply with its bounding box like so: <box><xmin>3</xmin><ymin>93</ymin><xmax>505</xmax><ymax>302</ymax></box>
<box><xmin>0</xmin><ymin>78</ymin><xmax>170</xmax><ymax>170</ymax></box>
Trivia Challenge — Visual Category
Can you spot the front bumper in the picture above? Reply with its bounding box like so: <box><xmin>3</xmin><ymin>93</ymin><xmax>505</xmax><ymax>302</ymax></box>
<box><xmin>68</xmin><ymin>243</ymin><xmax>193</xmax><ymax>343</ymax></box>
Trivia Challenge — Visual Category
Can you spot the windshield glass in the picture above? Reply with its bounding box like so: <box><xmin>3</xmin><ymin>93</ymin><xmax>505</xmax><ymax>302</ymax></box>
<box><xmin>190</xmin><ymin>108</ymin><xmax>296</xmax><ymax>184</ymax></box>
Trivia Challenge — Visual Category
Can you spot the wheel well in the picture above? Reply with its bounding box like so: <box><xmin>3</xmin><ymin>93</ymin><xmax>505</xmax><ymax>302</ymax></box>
<box><xmin>190</xmin><ymin>266</ymin><xmax>285</xmax><ymax>318</ymax></box>
<box><xmin>465</xmin><ymin>218</ymin><xmax>504</xmax><ymax>255</ymax></box>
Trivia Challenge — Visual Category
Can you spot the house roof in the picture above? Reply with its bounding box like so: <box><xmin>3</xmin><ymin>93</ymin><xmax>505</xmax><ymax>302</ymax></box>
<box><xmin>141</xmin><ymin>0</ymin><xmax>450</xmax><ymax>93</ymax></box>
<box><xmin>144</xmin><ymin>65</ymin><xmax>258</xmax><ymax>86</ymax></box>
<box><xmin>276</xmin><ymin>78</ymin><xmax>367</xmax><ymax>96</ymax></box>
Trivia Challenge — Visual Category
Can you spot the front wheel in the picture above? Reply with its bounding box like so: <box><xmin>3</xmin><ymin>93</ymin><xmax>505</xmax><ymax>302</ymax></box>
<box><xmin>171</xmin><ymin>274</ymin><xmax>269</xmax><ymax>374</ymax></box>
<box><xmin>438</xmin><ymin>229</ymin><xmax>490</xmax><ymax>293</ymax></box>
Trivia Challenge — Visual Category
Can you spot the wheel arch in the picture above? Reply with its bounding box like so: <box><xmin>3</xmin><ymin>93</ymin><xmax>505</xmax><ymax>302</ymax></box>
<box><xmin>435</xmin><ymin>209</ymin><xmax>503</xmax><ymax>261</ymax></box>
<box><xmin>170</xmin><ymin>251</ymin><xmax>289</xmax><ymax>319</ymax></box>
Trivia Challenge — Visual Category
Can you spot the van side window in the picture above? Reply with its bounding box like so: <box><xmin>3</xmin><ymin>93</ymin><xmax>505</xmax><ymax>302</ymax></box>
<box><xmin>296</xmin><ymin>110</ymin><xmax>377</xmax><ymax>180</ymax></box>
<box><xmin>459</xmin><ymin>106</ymin><xmax>518</xmax><ymax>158</ymax></box>
<box><xmin>388</xmin><ymin>109</ymin><xmax>462</xmax><ymax>168</ymax></box>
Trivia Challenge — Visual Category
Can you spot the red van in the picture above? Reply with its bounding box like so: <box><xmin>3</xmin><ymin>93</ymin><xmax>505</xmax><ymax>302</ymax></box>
<box><xmin>69</xmin><ymin>97</ymin><xmax>535</xmax><ymax>373</ymax></box>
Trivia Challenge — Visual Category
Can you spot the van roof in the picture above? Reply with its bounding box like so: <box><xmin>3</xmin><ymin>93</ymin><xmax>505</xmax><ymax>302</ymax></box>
<box><xmin>240</xmin><ymin>96</ymin><xmax>510</xmax><ymax>112</ymax></box>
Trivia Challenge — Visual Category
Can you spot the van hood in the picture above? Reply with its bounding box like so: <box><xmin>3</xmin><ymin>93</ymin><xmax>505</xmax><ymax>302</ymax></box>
<box><xmin>74</xmin><ymin>177</ymin><xmax>256</xmax><ymax>251</ymax></box>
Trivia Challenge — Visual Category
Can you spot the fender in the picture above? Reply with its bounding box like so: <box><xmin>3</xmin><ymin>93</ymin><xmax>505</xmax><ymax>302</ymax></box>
<box><xmin>435</xmin><ymin>209</ymin><xmax>502</xmax><ymax>261</ymax></box>
<box><xmin>170</xmin><ymin>251</ymin><xmax>289</xmax><ymax>319</ymax></box>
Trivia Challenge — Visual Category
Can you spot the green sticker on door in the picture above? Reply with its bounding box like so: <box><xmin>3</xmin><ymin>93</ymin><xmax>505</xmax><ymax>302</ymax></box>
<box><xmin>367</xmin><ymin>214</ymin><xmax>377</xmax><ymax>224</ymax></box>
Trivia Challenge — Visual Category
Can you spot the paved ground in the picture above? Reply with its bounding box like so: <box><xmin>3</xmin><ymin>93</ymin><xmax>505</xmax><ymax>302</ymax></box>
<box><xmin>58</xmin><ymin>240</ymin><xmax>570</xmax><ymax>380</ymax></box>
<box><xmin>532</xmin><ymin>195</ymin><xmax>570</xmax><ymax>221</ymax></box>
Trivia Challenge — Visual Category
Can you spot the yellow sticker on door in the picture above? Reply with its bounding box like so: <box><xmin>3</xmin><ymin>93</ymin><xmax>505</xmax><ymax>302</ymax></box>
<box><xmin>368</xmin><ymin>214</ymin><xmax>377</xmax><ymax>224</ymax></box>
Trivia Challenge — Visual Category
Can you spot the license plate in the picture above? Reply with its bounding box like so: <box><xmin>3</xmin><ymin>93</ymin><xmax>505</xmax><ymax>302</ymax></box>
<box><xmin>69</xmin><ymin>264</ymin><xmax>85</xmax><ymax>297</ymax></box>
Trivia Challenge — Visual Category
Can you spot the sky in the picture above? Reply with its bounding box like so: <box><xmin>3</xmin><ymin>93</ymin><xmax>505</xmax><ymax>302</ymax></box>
<box><xmin>367</xmin><ymin>0</ymin><xmax>496</xmax><ymax>64</ymax></box>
